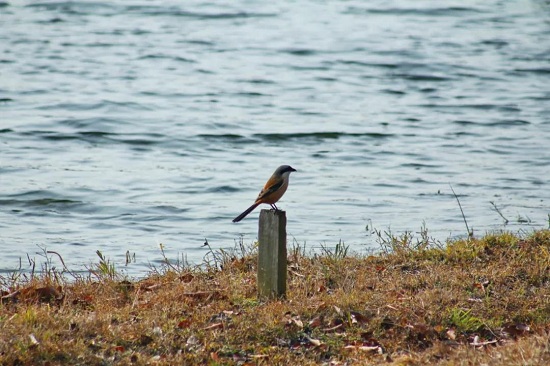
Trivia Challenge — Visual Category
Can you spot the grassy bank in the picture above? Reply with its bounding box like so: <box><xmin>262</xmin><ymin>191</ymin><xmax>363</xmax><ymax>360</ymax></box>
<box><xmin>1</xmin><ymin>230</ymin><xmax>550</xmax><ymax>365</ymax></box>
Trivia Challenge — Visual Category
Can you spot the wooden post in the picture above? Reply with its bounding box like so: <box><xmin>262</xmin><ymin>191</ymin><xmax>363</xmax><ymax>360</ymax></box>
<box><xmin>257</xmin><ymin>209</ymin><xmax>287</xmax><ymax>299</ymax></box>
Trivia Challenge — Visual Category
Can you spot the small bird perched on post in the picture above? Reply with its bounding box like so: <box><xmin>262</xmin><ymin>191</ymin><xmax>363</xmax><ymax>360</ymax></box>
<box><xmin>232</xmin><ymin>165</ymin><xmax>297</xmax><ymax>223</ymax></box>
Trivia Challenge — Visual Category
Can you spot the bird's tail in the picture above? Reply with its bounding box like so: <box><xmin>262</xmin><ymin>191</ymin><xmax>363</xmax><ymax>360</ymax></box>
<box><xmin>232</xmin><ymin>202</ymin><xmax>260</xmax><ymax>223</ymax></box>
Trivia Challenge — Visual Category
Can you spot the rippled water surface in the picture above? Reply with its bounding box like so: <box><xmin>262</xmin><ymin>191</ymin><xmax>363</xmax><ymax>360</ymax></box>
<box><xmin>1</xmin><ymin>0</ymin><xmax>549</xmax><ymax>276</ymax></box>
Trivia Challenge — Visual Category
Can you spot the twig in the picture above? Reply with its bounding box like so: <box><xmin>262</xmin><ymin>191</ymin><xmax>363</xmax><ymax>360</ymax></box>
<box><xmin>27</xmin><ymin>253</ymin><xmax>36</xmax><ymax>279</ymax></box>
<box><xmin>449</xmin><ymin>185</ymin><xmax>472</xmax><ymax>238</ymax></box>
<box><xmin>489</xmin><ymin>201</ymin><xmax>509</xmax><ymax>224</ymax></box>
<box><xmin>46</xmin><ymin>251</ymin><xmax>69</xmax><ymax>272</ymax></box>
<box><xmin>47</xmin><ymin>250</ymin><xmax>79</xmax><ymax>280</ymax></box>
<box><xmin>158</xmin><ymin>243</ymin><xmax>179</xmax><ymax>272</ymax></box>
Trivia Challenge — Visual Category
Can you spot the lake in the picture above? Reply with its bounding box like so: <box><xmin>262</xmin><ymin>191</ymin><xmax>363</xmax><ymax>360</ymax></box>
<box><xmin>1</xmin><ymin>0</ymin><xmax>549</xmax><ymax>276</ymax></box>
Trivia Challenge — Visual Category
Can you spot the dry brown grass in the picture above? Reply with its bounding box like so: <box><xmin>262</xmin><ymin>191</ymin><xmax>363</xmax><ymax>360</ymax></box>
<box><xmin>1</xmin><ymin>230</ymin><xmax>550</xmax><ymax>365</ymax></box>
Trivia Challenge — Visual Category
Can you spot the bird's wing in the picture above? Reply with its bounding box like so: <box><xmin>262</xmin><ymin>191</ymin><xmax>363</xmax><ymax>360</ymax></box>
<box><xmin>256</xmin><ymin>179</ymin><xmax>284</xmax><ymax>202</ymax></box>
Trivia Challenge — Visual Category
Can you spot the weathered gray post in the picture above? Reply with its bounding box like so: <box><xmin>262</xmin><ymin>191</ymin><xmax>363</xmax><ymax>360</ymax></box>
<box><xmin>257</xmin><ymin>209</ymin><xmax>287</xmax><ymax>299</ymax></box>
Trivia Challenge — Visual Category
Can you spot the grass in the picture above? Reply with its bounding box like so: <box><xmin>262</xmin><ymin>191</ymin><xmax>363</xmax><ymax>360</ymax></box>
<box><xmin>1</xmin><ymin>229</ymin><xmax>550</xmax><ymax>365</ymax></box>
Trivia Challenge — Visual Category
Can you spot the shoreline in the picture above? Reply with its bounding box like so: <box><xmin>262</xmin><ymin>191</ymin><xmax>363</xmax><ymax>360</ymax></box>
<box><xmin>1</xmin><ymin>229</ymin><xmax>549</xmax><ymax>365</ymax></box>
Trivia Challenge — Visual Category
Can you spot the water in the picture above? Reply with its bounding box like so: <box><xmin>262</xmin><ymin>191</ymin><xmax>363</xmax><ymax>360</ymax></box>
<box><xmin>1</xmin><ymin>0</ymin><xmax>549</xmax><ymax>277</ymax></box>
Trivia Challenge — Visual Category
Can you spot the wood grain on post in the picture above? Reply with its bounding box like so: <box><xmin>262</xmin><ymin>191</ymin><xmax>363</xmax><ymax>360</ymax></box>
<box><xmin>257</xmin><ymin>209</ymin><xmax>287</xmax><ymax>299</ymax></box>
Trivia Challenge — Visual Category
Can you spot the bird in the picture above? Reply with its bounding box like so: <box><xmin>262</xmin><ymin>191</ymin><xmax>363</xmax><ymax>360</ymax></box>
<box><xmin>232</xmin><ymin>165</ymin><xmax>297</xmax><ymax>223</ymax></box>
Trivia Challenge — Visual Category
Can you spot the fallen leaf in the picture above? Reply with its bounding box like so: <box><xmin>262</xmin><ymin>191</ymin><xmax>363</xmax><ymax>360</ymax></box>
<box><xmin>343</xmin><ymin>339</ymin><xmax>383</xmax><ymax>353</ymax></box>
<box><xmin>446</xmin><ymin>328</ymin><xmax>457</xmax><ymax>340</ymax></box>
<box><xmin>178</xmin><ymin>319</ymin><xmax>191</xmax><ymax>329</ymax></box>
<box><xmin>308</xmin><ymin>316</ymin><xmax>323</xmax><ymax>328</ymax></box>
<box><xmin>210</xmin><ymin>352</ymin><xmax>220</xmax><ymax>362</ymax></box>
<box><xmin>357</xmin><ymin>345</ymin><xmax>382</xmax><ymax>352</ymax></box>
<box><xmin>343</xmin><ymin>344</ymin><xmax>381</xmax><ymax>352</ymax></box>
<box><xmin>306</xmin><ymin>336</ymin><xmax>323</xmax><ymax>347</ymax></box>
<box><xmin>283</xmin><ymin>313</ymin><xmax>303</xmax><ymax>328</ymax></box>
<box><xmin>29</xmin><ymin>334</ymin><xmax>39</xmax><ymax>347</ymax></box>
<box><xmin>251</xmin><ymin>354</ymin><xmax>269</xmax><ymax>359</ymax></box>
<box><xmin>502</xmin><ymin>323</ymin><xmax>530</xmax><ymax>337</ymax></box>
<box><xmin>350</xmin><ymin>311</ymin><xmax>369</xmax><ymax>325</ymax></box>
<box><xmin>292</xmin><ymin>316</ymin><xmax>303</xmax><ymax>328</ymax></box>
<box><xmin>467</xmin><ymin>297</ymin><xmax>483</xmax><ymax>303</ymax></box>
<box><xmin>470</xmin><ymin>336</ymin><xmax>498</xmax><ymax>347</ymax></box>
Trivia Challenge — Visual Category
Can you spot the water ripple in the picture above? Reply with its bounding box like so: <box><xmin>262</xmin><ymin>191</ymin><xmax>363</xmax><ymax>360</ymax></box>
<box><xmin>254</xmin><ymin>132</ymin><xmax>394</xmax><ymax>141</ymax></box>
<box><xmin>1</xmin><ymin>0</ymin><xmax>548</xmax><ymax>276</ymax></box>
<box><xmin>346</xmin><ymin>6</ymin><xmax>484</xmax><ymax>16</ymax></box>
